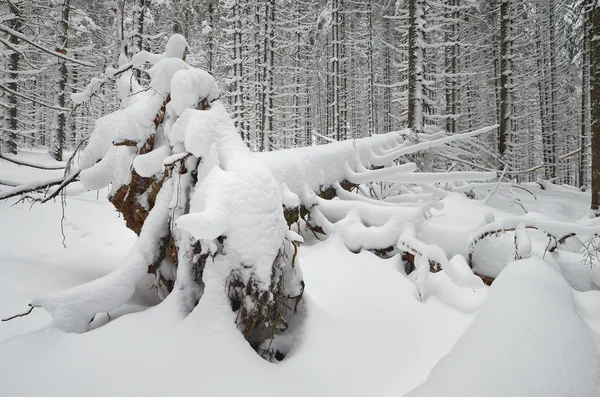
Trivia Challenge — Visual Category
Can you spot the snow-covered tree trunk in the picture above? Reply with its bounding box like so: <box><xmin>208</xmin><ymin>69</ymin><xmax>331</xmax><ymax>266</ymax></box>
<box><xmin>444</xmin><ymin>0</ymin><xmax>459</xmax><ymax>134</ymax></box>
<box><xmin>381</xmin><ymin>9</ymin><xmax>392</xmax><ymax>134</ymax></box>
<box><xmin>260</xmin><ymin>0</ymin><xmax>274</xmax><ymax>151</ymax></box>
<box><xmin>407</xmin><ymin>0</ymin><xmax>424</xmax><ymax>135</ymax></box>
<box><xmin>547</xmin><ymin>0</ymin><xmax>558</xmax><ymax>180</ymax></box>
<box><xmin>330</xmin><ymin>0</ymin><xmax>346</xmax><ymax>141</ymax></box>
<box><xmin>498</xmin><ymin>0</ymin><xmax>511</xmax><ymax>161</ymax></box>
<box><xmin>591</xmin><ymin>2</ymin><xmax>600</xmax><ymax>213</ymax></box>
<box><xmin>50</xmin><ymin>0</ymin><xmax>70</xmax><ymax>161</ymax></box>
<box><xmin>366</xmin><ymin>0</ymin><xmax>375</xmax><ymax>137</ymax></box>
<box><xmin>581</xmin><ymin>5</ymin><xmax>590</xmax><ymax>189</ymax></box>
<box><xmin>231</xmin><ymin>0</ymin><xmax>246</xmax><ymax>139</ymax></box>
<box><xmin>2</xmin><ymin>0</ymin><xmax>21</xmax><ymax>155</ymax></box>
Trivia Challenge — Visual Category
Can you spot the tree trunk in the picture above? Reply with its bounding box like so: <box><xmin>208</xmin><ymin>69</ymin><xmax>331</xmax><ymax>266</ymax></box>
<box><xmin>367</xmin><ymin>0</ymin><xmax>375</xmax><ymax>137</ymax></box>
<box><xmin>261</xmin><ymin>0</ymin><xmax>274</xmax><ymax>151</ymax></box>
<box><xmin>548</xmin><ymin>0</ymin><xmax>558</xmax><ymax>180</ymax></box>
<box><xmin>232</xmin><ymin>0</ymin><xmax>245</xmax><ymax>139</ymax></box>
<box><xmin>591</xmin><ymin>2</ymin><xmax>600</xmax><ymax>212</ymax></box>
<box><xmin>51</xmin><ymin>0</ymin><xmax>70</xmax><ymax>161</ymax></box>
<box><xmin>498</xmin><ymin>0</ymin><xmax>510</xmax><ymax>160</ymax></box>
<box><xmin>581</xmin><ymin>6</ymin><xmax>590</xmax><ymax>189</ymax></box>
<box><xmin>445</xmin><ymin>0</ymin><xmax>459</xmax><ymax>134</ymax></box>
<box><xmin>2</xmin><ymin>0</ymin><xmax>21</xmax><ymax>155</ymax></box>
<box><xmin>407</xmin><ymin>0</ymin><xmax>424</xmax><ymax>134</ymax></box>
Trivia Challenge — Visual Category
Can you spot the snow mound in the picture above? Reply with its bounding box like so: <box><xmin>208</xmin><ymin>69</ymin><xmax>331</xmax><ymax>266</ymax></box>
<box><xmin>175</xmin><ymin>102</ymin><xmax>287</xmax><ymax>291</ymax></box>
<box><xmin>407</xmin><ymin>256</ymin><xmax>600</xmax><ymax>397</ymax></box>
<box><xmin>30</xmin><ymin>179</ymin><xmax>174</xmax><ymax>332</ymax></box>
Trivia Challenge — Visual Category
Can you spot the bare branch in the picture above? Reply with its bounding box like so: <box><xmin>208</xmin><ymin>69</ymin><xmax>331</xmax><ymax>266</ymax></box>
<box><xmin>39</xmin><ymin>171</ymin><xmax>81</xmax><ymax>204</ymax></box>
<box><xmin>0</xmin><ymin>176</ymin><xmax>65</xmax><ymax>200</ymax></box>
<box><xmin>2</xmin><ymin>305</ymin><xmax>35</xmax><ymax>322</ymax></box>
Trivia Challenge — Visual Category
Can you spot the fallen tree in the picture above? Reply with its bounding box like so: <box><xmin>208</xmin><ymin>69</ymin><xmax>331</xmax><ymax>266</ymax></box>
<box><xmin>2</xmin><ymin>34</ymin><xmax>511</xmax><ymax>360</ymax></box>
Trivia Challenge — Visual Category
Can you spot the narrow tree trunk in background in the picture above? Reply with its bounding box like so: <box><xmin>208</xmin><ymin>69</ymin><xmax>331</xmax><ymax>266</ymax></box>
<box><xmin>261</xmin><ymin>0</ymin><xmax>274</xmax><ymax>151</ymax></box>
<box><xmin>382</xmin><ymin>13</ymin><xmax>392</xmax><ymax>133</ymax></box>
<box><xmin>591</xmin><ymin>3</ymin><xmax>600</xmax><ymax>212</ymax></box>
<box><xmin>331</xmin><ymin>0</ymin><xmax>342</xmax><ymax>140</ymax></box>
<box><xmin>498</xmin><ymin>0</ymin><xmax>510</xmax><ymax>160</ymax></box>
<box><xmin>293</xmin><ymin>0</ymin><xmax>302</xmax><ymax>146</ymax></box>
<box><xmin>407</xmin><ymin>0</ymin><xmax>424</xmax><ymax>134</ymax></box>
<box><xmin>536</xmin><ymin>30</ymin><xmax>549</xmax><ymax>175</ymax></box>
<box><xmin>367</xmin><ymin>0</ymin><xmax>375</xmax><ymax>137</ymax></box>
<box><xmin>232</xmin><ymin>0</ymin><xmax>245</xmax><ymax>139</ymax></box>
<box><xmin>2</xmin><ymin>0</ymin><xmax>21</xmax><ymax>154</ymax></box>
<box><xmin>133</xmin><ymin>0</ymin><xmax>146</xmax><ymax>79</ymax></box>
<box><xmin>51</xmin><ymin>0</ymin><xmax>70</xmax><ymax>161</ymax></box>
<box><xmin>445</xmin><ymin>0</ymin><xmax>458</xmax><ymax>134</ymax></box>
<box><xmin>69</xmin><ymin>54</ymin><xmax>78</xmax><ymax>147</ymax></box>
<box><xmin>581</xmin><ymin>7</ymin><xmax>590</xmax><ymax>189</ymax></box>
<box><xmin>548</xmin><ymin>0</ymin><xmax>558</xmax><ymax>180</ymax></box>
<box><xmin>207</xmin><ymin>0</ymin><xmax>215</xmax><ymax>73</ymax></box>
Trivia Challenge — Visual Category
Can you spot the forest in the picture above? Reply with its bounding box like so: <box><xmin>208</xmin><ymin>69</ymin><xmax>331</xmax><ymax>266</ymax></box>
<box><xmin>1</xmin><ymin>0</ymin><xmax>600</xmax><ymax>396</ymax></box>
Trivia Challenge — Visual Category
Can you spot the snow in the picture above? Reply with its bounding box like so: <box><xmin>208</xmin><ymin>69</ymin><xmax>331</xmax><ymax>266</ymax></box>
<box><xmin>175</xmin><ymin>102</ymin><xmax>287</xmax><ymax>290</ymax></box>
<box><xmin>514</xmin><ymin>222</ymin><xmax>532</xmax><ymax>259</ymax></box>
<box><xmin>407</xmin><ymin>257</ymin><xmax>600</xmax><ymax>397</ymax></box>
<box><xmin>0</xmin><ymin>184</ymin><xmax>474</xmax><ymax>397</ymax></box>
<box><xmin>70</xmin><ymin>77</ymin><xmax>103</xmax><ymax>105</ymax></box>
<box><xmin>133</xmin><ymin>145</ymin><xmax>171</xmax><ymax>177</ymax></box>
<box><xmin>169</xmin><ymin>68</ymin><xmax>220</xmax><ymax>116</ymax></box>
<box><xmin>4</xmin><ymin>42</ymin><xmax>600</xmax><ymax>394</ymax></box>
<box><xmin>29</xmin><ymin>179</ymin><xmax>174</xmax><ymax>332</ymax></box>
<box><xmin>2</xmin><ymin>150</ymin><xmax>600</xmax><ymax>395</ymax></box>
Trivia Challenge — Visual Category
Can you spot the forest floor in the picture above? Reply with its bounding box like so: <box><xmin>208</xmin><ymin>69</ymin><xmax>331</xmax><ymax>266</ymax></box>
<box><xmin>1</xmin><ymin>150</ymin><xmax>600</xmax><ymax>396</ymax></box>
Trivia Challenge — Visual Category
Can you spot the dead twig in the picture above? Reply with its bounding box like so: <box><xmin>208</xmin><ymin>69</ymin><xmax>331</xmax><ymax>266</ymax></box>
<box><xmin>2</xmin><ymin>304</ymin><xmax>36</xmax><ymax>322</ymax></box>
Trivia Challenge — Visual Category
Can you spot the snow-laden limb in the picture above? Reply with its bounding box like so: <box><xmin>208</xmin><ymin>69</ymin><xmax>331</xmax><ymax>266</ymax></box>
<box><xmin>368</xmin><ymin>124</ymin><xmax>498</xmax><ymax>166</ymax></box>
<box><xmin>310</xmin><ymin>204</ymin><xmax>420</xmax><ymax>253</ymax></box>
<box><xmin>72</xmin><ymin>33</ymin><xmax>190</xmax><ymax>108</ymax></box>
<box><xmin>406</xmin><ymin>257</ymin><xmax>600</xmax><ymax>397</ymax></box>
<box><xmin>0</xmin><ymin>175</ymin><xmax>66</xmax><ymax>200</ymax></box>
<box><xmin>345</xmin><ymin>165</ymin><xmax>495</xmax><ymax>185</ymax></box>
<box><xmin>257</xmin><ymin>131</ymin><xmax>403</xmax><ymax>197</ymax></box>
<box><xmin>259</xmin><ymin>126</ymin><xmax>498</xmax><ymax>200</ymax></box>
<box><xmin>399</xmin><ymin>233</ymin><xmax>485</xmax><ymax>290</ymax></box>
<box><xmin>0</xmin><ymin>23</ymin><xmax>95</xmax><ymax>67</ymax></box>
<box><xmin>30</xmin><ymin>179</ymin><xmax>174</xmax><ymax>332</ymax></box>
<box><xmin>468</xmin><ymin>218</ymin><xmax>600</xmax><ymax>270</ymax></box>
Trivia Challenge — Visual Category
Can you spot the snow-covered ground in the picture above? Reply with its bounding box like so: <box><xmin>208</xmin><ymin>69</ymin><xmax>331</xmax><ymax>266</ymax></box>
<box><xmin>1</xmin><ymin>151</ymin><xmax>600</xmax><ymax>396</ymax></box>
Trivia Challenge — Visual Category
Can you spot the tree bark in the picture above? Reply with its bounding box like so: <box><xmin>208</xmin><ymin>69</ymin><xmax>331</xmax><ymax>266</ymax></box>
<box><xmin>581</xmin><ymin>6</ymin><xmax>590</xmax><ymax>189</ymax></box>
<box><xmin>498</xmin><ymin>0</ymin><xmax>510</xmax><ymax>160</ymax></box>
<box><xmin>51</xmin><ymin>0</ymin><xmax>70</xmax><ymax>161</ymax></box>
<box><xmin>407</xmin><ymin>0</ymin><xmax>424</xmax><ymax>134</ymax></box>
<box><xmin>3</xmin><ymin>0</ymin><xmax>22</xmax><ymax>155</ymax></box>
<box><xmin>591</xmin><ymin>2</ymin><xmax>600</xmax><ymax>212</ymax></box>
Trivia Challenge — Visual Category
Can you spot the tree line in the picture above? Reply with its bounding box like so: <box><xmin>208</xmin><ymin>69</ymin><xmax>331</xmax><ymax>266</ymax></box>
<box><xmin>0</xmin><ymin>0</ymin><xmax>599</xmax><ymax>211</ymax></box>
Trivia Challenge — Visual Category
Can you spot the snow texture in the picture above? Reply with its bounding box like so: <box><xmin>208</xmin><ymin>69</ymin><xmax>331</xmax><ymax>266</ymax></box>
<box><xmin>407</xmin><ymin>256</ymin><xmax>600</xmax><ymax>397</ymax></box>
<box><xmin>175</xmin><ymin>102</ymin><xmax>286</xmax><ymax>290</ymax></box>
<box><xmin>30</xmin><ymin>179</ymin><xmax>174</xmax><ymax>332</ymax></box>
